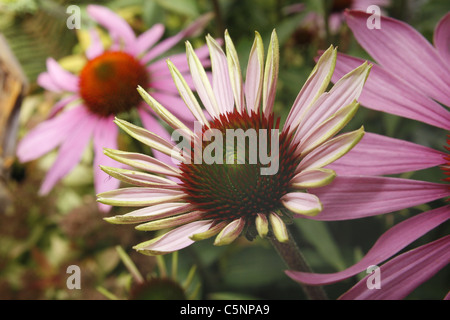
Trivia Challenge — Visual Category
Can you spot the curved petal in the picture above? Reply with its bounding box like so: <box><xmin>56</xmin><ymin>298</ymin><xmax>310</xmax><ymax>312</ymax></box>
<box><xmin>135</xmin><ymin>23</ymin><xmax>165</xmax><ymax>55</ymax></box>
<box><xmin>244</xmin><ymin>32</ymin><xmax>264</xmax><ymax>114</ymax></box>
<box><xmin>328</xmin><ymin>132</ymin><xmax>447</xmax><ymax>176</ymax></box>
<box><xmin>206</xmin><ymin>35</ymin><xmax>234</xmax><ymax>114</ymax></box>
<box><xmin>332</xmin><ymin>52</ymin><xmax>450</xmax><ymax>130</ymax></box>
<box><xmin>133</xmin><ymin>219</ymin><xmax>214</xmax><ymax>255</ymax></box>
<box><xmin>286</xmin><ymin>205</ymin><xmax>450</xmax><ymax>286</ymax></box>
<box><xmin>141</xmin><ymin>13</ymin><xmax>213</xmax><ymax>64</ymax></box>
<box><xmin>295</xmin><ymin>62</ymin><xmax>370</xmax><ymax>140</ymax></box>
<box><xmin>285</xmin><ymin>46</ymin><xmax>336</xmax><ymax>130</ymax></box>
<box><xmin>214</xmin><ymin>218</ymin><xmax>245</xmax><ymax>246</ymax></box>
<box><xmin>37</xmin><ymin>72</ymin><xmax>61</xmax><ymax>92</ymax></box>
<box><xmin>17</xmin><ymin>106</ymin><xmax>88</xmax><ymax>162</ymax></box>
<box><xmin>97</xmin><ymin>187</ymin><xmax>185</xmax><ymax>207</ymax></box>
<box><xmin>39</xmin><ymin>111</ymin><xmax>96</xmax><ymax>195</ymax></box>
<box><xmin>86</xmin><ymin>28</ymin><xmax>104</xmax><ymax>60</ymax></box>
<box><xmin>87</xmin><ymin>4</ymin><xmax>137</xmax><ymax>54</ymax></box>
<box><xmin>137</xmin><ymin>107</ymin><xmax>179</xmax><ymax>167</ymax></box>
<box><xmin>310</xmin><ymin>176</ymin><xmax>449</xmax><ymax>221</ymax></box>
<box><xmin>345</xmin><ymin>10</ymin><xmax>450</xmax><ymax>106</ymax></box>
<box><xmin>296</xmin><ymin>127</ymin><xmax>364</xmax><ymax>171</ymax></box>
<box><xmin>46</xmin><ymin>58</ymin><xmax>79</xmax><ymax>92</ymax></box>
<box><xmin>433</xmin><ymin>12</ymin><xmax>450</xmax><ymax>63</ymax></box>
<box><xmin>339</xmin><ymin>236</ymin><xmax>450</xmax><ymax>300</ymax></box>
<box><xmin>281</xmin><ymin>192</ymin><xmax>322</xmax><ymax>216</ymax></box>
<box><xmin>262</xmin><ymin>30</ymin><xmax>279</xmax><ymax>115</ymax></box>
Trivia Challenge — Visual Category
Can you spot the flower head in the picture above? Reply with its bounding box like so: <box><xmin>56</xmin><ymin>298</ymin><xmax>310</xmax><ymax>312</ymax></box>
<box><xmin>99</xmin><ymin>30</ymin><xmax>371</xmax><ymax>255</ymax></box>
<box><xmin>16</xmin><ymin>5</ymin><xmax>211</xmax><ymax>211</ymax></box>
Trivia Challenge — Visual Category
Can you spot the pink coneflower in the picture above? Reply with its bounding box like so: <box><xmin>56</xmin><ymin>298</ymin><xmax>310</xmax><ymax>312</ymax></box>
<box><xmin>98</xmin><ymin>30</ymin><xmax>371</xmax><ymax>256</ymax></box>
<box><xmin>16</xmin><ymin>5</ymin><xmax>211</xmax><ymax>212</ymax></box>
<box><xmin>287</xmin><ymin>11</ymin><xmax>450</xmax><ymax>299</ymax></box>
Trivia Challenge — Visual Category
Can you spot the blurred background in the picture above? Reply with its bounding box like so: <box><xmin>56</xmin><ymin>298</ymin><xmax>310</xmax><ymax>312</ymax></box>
<box><xmin>0</xmin><ymin>0</ymin><xmax>448</xmax><ymax>300</ymax></box>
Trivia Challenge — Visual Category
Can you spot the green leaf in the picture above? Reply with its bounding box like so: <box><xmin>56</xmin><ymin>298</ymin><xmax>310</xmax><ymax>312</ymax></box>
<box><xmin>295</xmin><ymin>219</ymin><xmax>346</xmax><ymax>271</ymax></box>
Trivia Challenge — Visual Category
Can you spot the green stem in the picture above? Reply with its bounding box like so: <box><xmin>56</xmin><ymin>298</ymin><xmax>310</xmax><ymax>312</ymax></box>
<box><xmin>270</xmin><ymin>227</ymin><xmax>328</xmax><ymax>300</ymax></box>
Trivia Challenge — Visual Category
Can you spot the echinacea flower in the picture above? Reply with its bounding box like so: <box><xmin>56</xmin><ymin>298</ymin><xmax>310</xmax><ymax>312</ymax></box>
<box><xmin>16</xmin><ymin>5</ymin><xmax>211</xmax><ymax>211</ymax></box>
<box><xmin>287</xmin><ymin>11</ymin><xmax>450</xmax><ymax>300</ymax></box>
<box><xmin>98</xmin><ymin>30</ymin><xmax>372</xmax><ymax>255</ymax></box>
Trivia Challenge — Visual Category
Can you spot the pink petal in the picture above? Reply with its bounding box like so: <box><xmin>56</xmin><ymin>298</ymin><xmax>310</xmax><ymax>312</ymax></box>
<box><xmin>141</xmin><ymin>13</ymin><xmax>212</xmax><ymax>64</ymax></box>
<box><xmin>147</xmin><ymin>44</ymin><xmax>211</xmax><ymax>76</ymax></box>
<box><xmin>87</xmin><ymin>4</ymin><xmax>137</xmax><ymax>55</ymax></box>
<box><xmin>434</xmin><ymin>13</ymin><xmax>450</xmax><ymax>63</ymax></box>
<box><xmin>147</xmin><ymin>92</ymin><xmax>198</xmax><ymax>124</ymax></box>
<box><xmin>86</xmin><ymin>28</ymin><xmax>104</xmax><ymax>60</ymax></box>
<box><xmin>332</xmin><ymin>52</ymin><xmax>450</xmax><ymax>130</ymax></box>
<box><xmin>345</xmin><ymin>10</ymin><xmax>450</xmax><ymax>106</ymax></box>
<box><xmin>39</xmin><ymin>111</ymin><xmax>96</xmax><ymax>194</ymax></box>
<box><xmin>328</xmin><ymin>132</ymin><xmax>446</xmax><ymax>176</ymax></box>
<box><xmin>207</xmin><ymin>37</ymin><xmax>234</xmax><ymax>114</ymax></box>
<box><xmin>135</xmin><ymin>220</ymin><xmax>214</xmax><ymax>254</ymax></box>
<box><xmin>285</xmin><ymin>47</ymin><xmax>336</xmax><ymax>131</ymax></box>
<box><xmin>93</xmin><ymin>115</ymin><xmax>120</xmax><ymax>212</ymax></box>
<box><xmin>46</xmin><ymin>58</ymin><xmax>79</xmax><ymax>92</ymax></box>
<box><xmin>310</xmin><ymin>176</ymin><xmax>449</xmax><ymax>221</ymax></box>
<box><xmin>17</xmin><ymin>106</ymin><xmax>88</xmax><ymax>162</ymax></box>
<box><xmin>296</xmin><ymin>62</ymin><xmax>369</xmax><ymax>139</ymax></box>
<box><xmin>135</xmin><ymin>23</ymin><xmax>165</xmax><ymax>55</ymax></box>
<box><xmin>137</xmin><ymin>108</ymin><xmax>178</xmax><ymax>167</ymax></box>
<box><xmin>37</xmin><ymin>72</ymin><xmax>61</xmax><ymax>92</ymax></box>
<box><xmin>340</xmin><ymin>236</ymin><xmax>450</xmax><ymax>300</ymax></box>
<box><xmin>281</xmin><ymin>192</ymin><xmax>322</xmax><ymax>216</ymax></box>
<box><xmin>47</xmin><ymin>95</ymin><xmax>80</xmax><ymax>118</ymax></box>
<box><xmin>286</xmin><ymin>205</ymin><xmax>449</xmax><ymax>286</ymax></box>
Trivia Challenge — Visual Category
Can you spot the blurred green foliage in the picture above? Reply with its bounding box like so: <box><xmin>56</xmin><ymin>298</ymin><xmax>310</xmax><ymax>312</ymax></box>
<box><xmin>0</xmin><ymin>0</ymin><xmax>448</xmax><ymax>300</ymax></box>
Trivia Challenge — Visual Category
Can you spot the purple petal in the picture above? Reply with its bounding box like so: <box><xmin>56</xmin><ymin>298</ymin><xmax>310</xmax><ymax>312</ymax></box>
<box><xmin>87</xmin><ymin>4</ymin><xmax>137</xmax><ymax>55</ymax></box>
<box><xmin>345</xmin><ymin>10</ymin><xmax>450</xmax><ymax>106</ymax></box>
<box><xmin>86</xmin><ymin>29</ymin><xmax>104</xmax><ymax>60</ymax></box>
<box><xmin>328</xmin><ymin>132</ymin><xmax>446</xmax><ymax>176</ymax></box>
<box><xmin>37</xmin><ymin>72</ymin><xmax>61</xmax><ymax>92</ymax></box>
<box><xmin>332</xmin><ymin>52</ymin><xmax>450</xmax><ymax>130</ymax></box>
<box><xmin>340</xmin><ymin>236</ymin><xmax>450</xmax><ymax>300</ymax></box>
<box><xmin>287</xmin><ymin>205</ymin><xmax>449</xmax><ymax>286</ymax></box>
<box><xmin>93</xmin><ymin>115</ymin><xmax>121</xmax><ymax>212</ymax></box>
<box><xmin>141</xmin><ymin>13</ymin><xmax>212</xmax><ymax>64</ymax></box>
<box><xmin>135</xmin><ymin>220</ymin><xmax>214</xmax><ymax>255</ymax></box>
<box><xmin>39</xmin><ymin>111</ymin><xmax>96</xmax><ymax>194</ymax></box>
<box><xmin>434</xmin><ymin>13</ymin><xmax>450</xmax><ymax>62</ymax></box>
<box><xmin>309</xmin><ymin>176</ymin><xmax>448</xmax><ymax>221</ymax></box>
<box><xmin>46</xmin><ymin>58</ymin><xmax>79</xmax><ymax>92</ymax></box>
<box><xmin>47</xmin><ymin>95</ymin><xmax>80</xmax><ymax>118</ymax></box>
<box><xmin>137</xmin><ymin>108</ymin><xmax>178</xmax><ymax>167</ymax></box>
<box><xmin>135</xmin><ymin>23</ymin><xmax>165</xmax><ymax>55</ymax></box>
<box><xmin>148</xmin><ymin>92</ymin><xmax>198</xmax><ymax>124</ymax></box>
<box><xmin>17</xmin><ymin>106</ymin><xmax>89</xmax><ymax>162</ymax></box>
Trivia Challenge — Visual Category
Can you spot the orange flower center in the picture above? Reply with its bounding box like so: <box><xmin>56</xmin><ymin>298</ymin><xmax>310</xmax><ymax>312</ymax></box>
<box><xmin>79</xmin><ymin>51</ymin><xmax>149</xmax><ymax>117</ymax></box>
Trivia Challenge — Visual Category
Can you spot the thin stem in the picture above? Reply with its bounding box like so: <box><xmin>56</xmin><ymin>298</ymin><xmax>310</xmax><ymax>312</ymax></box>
<box><xmin>270</xmin><ymin>227</ymin><xmax>328</xmax><ymax>300</ymax></box>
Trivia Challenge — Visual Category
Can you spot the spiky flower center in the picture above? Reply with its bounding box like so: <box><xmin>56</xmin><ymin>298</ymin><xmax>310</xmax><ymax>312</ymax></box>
<box><xmin>79</xmin><ymin>51</ymin><xmax>149</xmax><ymax>117</ymax></box>
<box><xmin>179</xmin><ymin>110</ymin><xmax>300</xmax><ymax>222</ymax></box>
